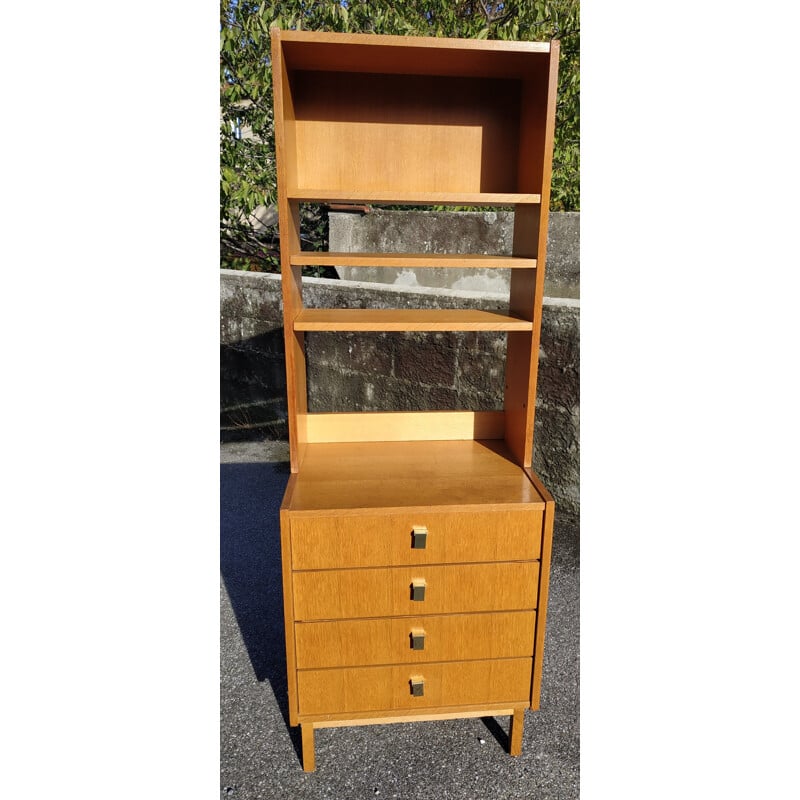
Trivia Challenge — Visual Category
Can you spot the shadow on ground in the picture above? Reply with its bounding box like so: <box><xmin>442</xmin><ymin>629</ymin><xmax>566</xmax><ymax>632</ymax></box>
<box><xmin>219</xmin><ymin>460</ymin><xmax>303</xmax><ymax>762</ymax></box>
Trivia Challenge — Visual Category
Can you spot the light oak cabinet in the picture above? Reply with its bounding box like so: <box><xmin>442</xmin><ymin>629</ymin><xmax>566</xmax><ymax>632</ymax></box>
<box><xmin>271</xmin><ymin>28</ymin><xmax>559</xmax><ymax>771</ymax></box>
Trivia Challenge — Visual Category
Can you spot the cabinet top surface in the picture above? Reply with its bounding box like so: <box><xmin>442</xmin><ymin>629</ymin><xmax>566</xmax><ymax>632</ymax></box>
<box><xmin>285</xmin><ymin>439</ymin><xmax>546</xmax><ymax>513</ymax></box>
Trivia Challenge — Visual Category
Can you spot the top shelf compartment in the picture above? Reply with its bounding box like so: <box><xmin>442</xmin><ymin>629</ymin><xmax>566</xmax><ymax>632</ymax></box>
<box><xmin>278</xmin><ymin>30</ymin><xmax>552</xmax><ymax>79</ymax></box>
<box><xmin>275</xmin><ymin>32</ymin><xmax>554</xmax><ymax>202</ymax></box>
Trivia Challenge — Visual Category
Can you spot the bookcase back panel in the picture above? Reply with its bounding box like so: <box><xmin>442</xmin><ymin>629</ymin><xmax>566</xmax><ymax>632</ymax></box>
<box><xmin>290</xmin><ymin>71</ymin><xmax>522</xmax><ymax>195</ymax></box>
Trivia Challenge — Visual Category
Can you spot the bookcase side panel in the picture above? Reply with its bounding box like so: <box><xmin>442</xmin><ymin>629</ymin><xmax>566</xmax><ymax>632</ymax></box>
<box><xmin>273</xmin><ymin>31</ymin><xmax>308</xmax><ymax>471</ymax></box>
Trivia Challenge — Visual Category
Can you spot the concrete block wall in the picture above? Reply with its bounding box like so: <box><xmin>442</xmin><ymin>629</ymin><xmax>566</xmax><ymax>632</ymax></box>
<box><xmin>303</xmin><ymin>279</ymin><xmax>510</xmax><ymax>414</ymax></box>
<box><xmin>220</xmin><ymin>211</ymin><xmax>579</xmax><ymax>522</ymax></box>
<box><xmin>221</xmin><ymin>271</ymin><xmax>287</xmax><ymax>439</ymax></box>
<box><xmin>331</xmin><ymin>210</ymin><xmax>579</xmax><ymax>299</ymax></box>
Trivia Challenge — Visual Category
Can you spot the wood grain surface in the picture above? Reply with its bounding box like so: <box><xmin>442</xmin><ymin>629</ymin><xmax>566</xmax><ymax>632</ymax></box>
<box><xmin>287</xmin><ymin>439</ymin><xmax>546</xmax><ymax>512</ymax></box>
<box><xmin>297</xmin><ymin>411</ymin><xmax>505</xmax><ymax>444</ymax></box>
<box><xmin>293</xmin><ymin>309</ymin><xmax>533</xmax><ymax>332</ymax></box>
<box><xmin>294</xmin><ymin>610</ymin><xmax>536</xmax><ymax>668</ymax></box>
<box><xmin>297</xmin><ymin>657</ymin><xmax>533</xmax><ymax>715</ymax></box>
<box><xmin>292</xmin><ymin>561</ymin><xmax>539</xmax><ymax>621</ymax></box>
<box><xmin>290</xmin><ymin>508</ymin><xmax>542</xmax><ymax>569</ymax></box>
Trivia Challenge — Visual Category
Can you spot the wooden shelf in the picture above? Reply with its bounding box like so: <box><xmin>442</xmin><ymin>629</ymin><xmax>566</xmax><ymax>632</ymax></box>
<box><xmin>290</xmin><ymin>253</ymin><xmax>537</xmax><ymax>269</ymax></box>
<box><xmin>289</xmin><ymin>439</ymin><xmax>546</xmax><ymax>512</ymax></box>
<box><xmin>279</xmin><ymin>30</ymin><xmax>552</xmax><ymax>79</ymax></box>
<box><xmin>288</xmin><ymin>190</ymin><xmax>541</xmax><ymax>206</ymax></box>
<box><xmin>293</xmin><ymin>309</ymin><xmax>533</xmax><ymax>332</ymax></box>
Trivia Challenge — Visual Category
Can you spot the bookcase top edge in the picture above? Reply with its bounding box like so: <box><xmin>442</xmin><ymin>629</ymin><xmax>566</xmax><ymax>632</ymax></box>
<box><xmin>271</xmin><ymin>28</ymin><xmax>554</xmax><ymax>54</ymax></box>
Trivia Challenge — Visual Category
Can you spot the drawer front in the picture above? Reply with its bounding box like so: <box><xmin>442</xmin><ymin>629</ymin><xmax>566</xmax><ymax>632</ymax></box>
<box><xmin>297</xmin><ymin>657</ymin><xmax>533</xmax><ymax>716</ymax></box>
<box><xmin>290</xmin><ymin>509</ymin><xmax>542</xmax><ymax>570</ymax></box>
<box><xmin>292</xmin><ymin>561</ymin><xmax>539</xmax><ymax>621</ymax></box>
<box><xmin>295</xmin><ymin>610</ymin><xmax>536</xmax><ymax>668</ymax></box>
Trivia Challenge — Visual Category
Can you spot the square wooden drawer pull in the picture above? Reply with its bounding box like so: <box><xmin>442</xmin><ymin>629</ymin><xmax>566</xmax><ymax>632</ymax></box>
<box><xmin>410</xmin><ymin>579</ymin><xmax>426</xmax><ymax>601</ymax></box>
<box><xmin>410</xmin><ymin>628</ymin><xmax>426</xmax><ymax>650</ymax></box>
<box><xmin>411</xmin><ymin>525</ymin><xmax>428</xmax><ymax>549</ymax></box>
<box><xmin>410</xmin><ymin>676</ymin><xmax>424</xmax><ymax>697</ymax></box>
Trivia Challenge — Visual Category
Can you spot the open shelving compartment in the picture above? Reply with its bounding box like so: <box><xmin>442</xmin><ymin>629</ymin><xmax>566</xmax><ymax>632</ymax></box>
<box><xmin>273</xmin><ymin>28</ymin><xmax>559</xmax><ymax>472</ymax></box>
<box><xmin>271</xmin><ymin>28</ymin><xmax>560</xmax><ymax>772</ymax></box>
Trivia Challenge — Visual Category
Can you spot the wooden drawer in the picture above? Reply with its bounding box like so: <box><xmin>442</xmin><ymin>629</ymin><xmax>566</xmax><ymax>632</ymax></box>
<box><xmin>295</xmin><ymin>610</ymin><xmax>536</xmax><ymax>668</ymax></box>
<box><xmin>297</xmin><ymin>657</ymin><xmax>533</xmax><ymax>716</ymax></box>
<box><xmin>292</xmin><ymin>561</ymin><xmax>539</xmax><ymax>621</ymax></box>
<box><xmin>290</xmin><ymin>509</ymin><xmax>542</xmax><ymax>570</ymax></box>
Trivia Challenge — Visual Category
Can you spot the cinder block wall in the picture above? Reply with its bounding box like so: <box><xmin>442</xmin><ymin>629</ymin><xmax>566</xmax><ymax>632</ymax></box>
<box><xmin>332</xmin><ymin>210</ymin><xmax>579</xmax><ymax>299</ymax></box>
<box><xmin>220</xmin><ymin>211</ymin><xmax>579</xmax><ymax>522</ymax></box>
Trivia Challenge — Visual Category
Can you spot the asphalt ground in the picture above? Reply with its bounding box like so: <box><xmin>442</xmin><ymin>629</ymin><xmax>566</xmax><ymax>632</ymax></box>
<box><xmin>221</xmin><ymin>441</ymin><xmax>579</xmax><ymax>799</ymax></box>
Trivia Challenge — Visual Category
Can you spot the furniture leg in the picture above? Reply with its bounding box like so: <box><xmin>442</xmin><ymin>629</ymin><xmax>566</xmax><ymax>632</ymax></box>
<box><xmin>509</xmin><ymin>708</ymin><xmax>525</xmax><ymax>756</ymax></box>
<box><xmin>301</xmin><ymin>723</ymin><xmax>316</xmax><ymax>772</ymax></box>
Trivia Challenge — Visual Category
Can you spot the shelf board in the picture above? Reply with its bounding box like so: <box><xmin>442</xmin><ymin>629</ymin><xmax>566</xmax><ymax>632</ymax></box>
<box><xmin>278</xmin><ymin>30</ymin><xmax>551</xmax><ymax>80</ymax></box>
<box><xmin>290</xmin><ymin>253</ymin><xmax>537</xmax><ymax>269</ymax></box>
<box><xmin>288</xmin><ymin>190</ymin><xmax>541</xmax><ymax>206</ymax></box>
<box><xmin>293</xmin><ymin>309</ymin><xmax>533</xmax><ymax>332</ymax></box>
<box><xmin>287</xmin><ymin>439</ymin><xmax>546</xmax><ymax>512</ymax></box>
<box><xmin>279</xmin><ymin>29</ymin><xmax>552</xmax><ymax>56</ymax></box>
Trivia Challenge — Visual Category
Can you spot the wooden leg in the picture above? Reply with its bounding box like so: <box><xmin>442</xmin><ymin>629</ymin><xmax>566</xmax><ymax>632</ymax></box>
<box><xmin>301</xmin><ymin>723</ymin><xmax>316</xmax><ymax>772</ymax></box>
<box><xmin>509</xmin><ymin>708</ymin><xmax>525</xmax><ymax>756</ymax></box>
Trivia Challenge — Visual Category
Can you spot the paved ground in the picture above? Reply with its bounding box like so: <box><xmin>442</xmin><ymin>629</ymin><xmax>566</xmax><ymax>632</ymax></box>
<box><xmin>221</xmin><ymin>441</ymin><xmax>579</xmax><ymax>799</ymax></box>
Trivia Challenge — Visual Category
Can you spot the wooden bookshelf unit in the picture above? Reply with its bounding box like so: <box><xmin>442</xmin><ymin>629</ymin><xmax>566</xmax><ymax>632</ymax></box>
<box><xmin>271</xmin><ymin>28</ymin><xmax>559</xmax><ymax>772</ymax></box>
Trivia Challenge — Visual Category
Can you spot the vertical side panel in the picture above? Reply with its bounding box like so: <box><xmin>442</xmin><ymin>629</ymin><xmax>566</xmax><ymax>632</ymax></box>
<box><xmin>272</xmin><ymin>28</ymin><xmax>307</xmax><ymax>472</ymax></box>
<box><xmin>280</xmin><ymin>205</ymin><xmax>307</xmax><ymax>471</ymax></box>
<box><xmin>537</xmin><ymin>41</ymin><xmax>560</xmax><ymax>223</ymax></box>
<box><xmin>280</xmin><ymin>475</ymin><xmax>300</xmax><ymax>727</ymax></box>
<box><xmin>505</xmin><ymin>208</ymin><xmax>539</xmax><ymax>467</ymax></box>
<box><xmin>524</xmin><ymin>468</ymin><xmax>555</xmax><ymax>710</ymax></box>
<box><xmin>505</xmin><ymin>43</ymin><xmax>560</xmax><ymax>467</ymax></box>
<box><xmin>272</xmin><ymin>35</ymin><xmax>303</xmax><ymax>723</ymax></box>
<box><xmin>272</xmin><ymin>28</ymin><xmax>298</xmax><ymax>191</ymax></box>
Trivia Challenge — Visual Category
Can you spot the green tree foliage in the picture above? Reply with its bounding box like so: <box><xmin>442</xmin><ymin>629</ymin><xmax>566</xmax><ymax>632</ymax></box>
<box><xmin>220</xmin><ymin>0</ymin><xmax>579</xmax><ymax>270</ymax></box>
